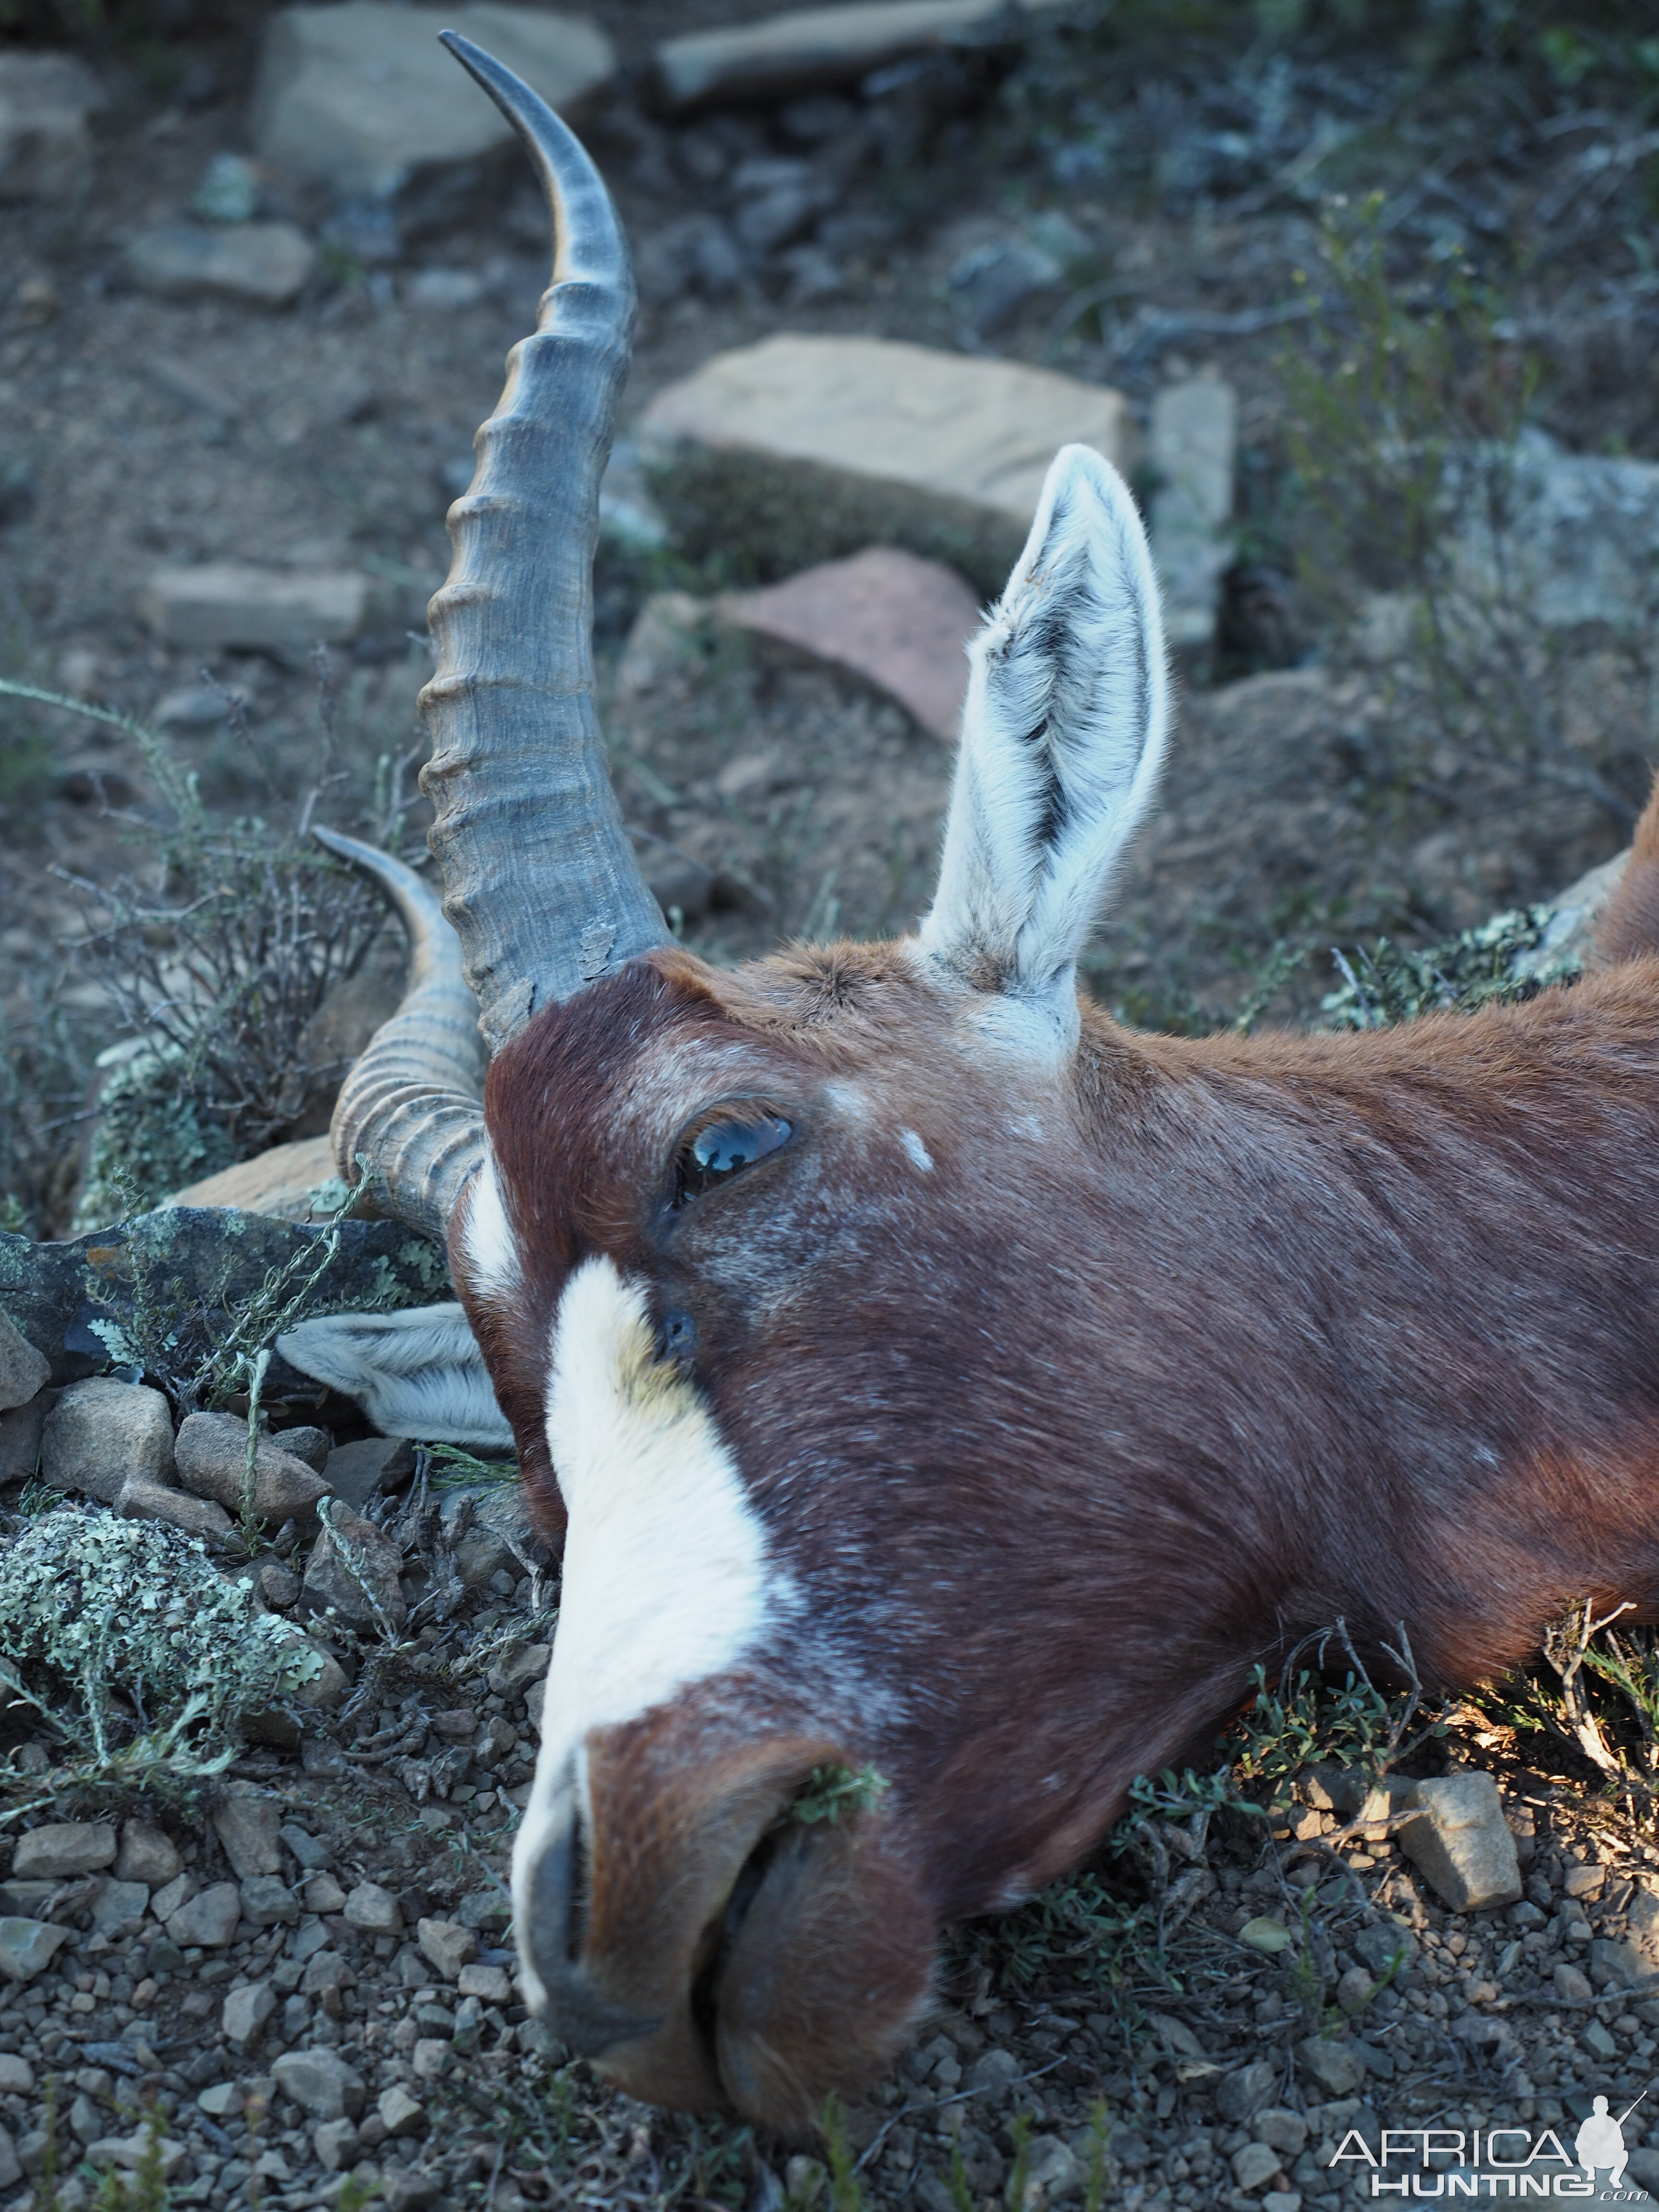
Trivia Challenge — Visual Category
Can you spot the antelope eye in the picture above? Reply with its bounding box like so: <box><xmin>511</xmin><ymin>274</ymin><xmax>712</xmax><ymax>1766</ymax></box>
<box><xmin>675</xmin><ymin>1112</ymin><xmax>793</xmax><ymax>1204</ymax></box>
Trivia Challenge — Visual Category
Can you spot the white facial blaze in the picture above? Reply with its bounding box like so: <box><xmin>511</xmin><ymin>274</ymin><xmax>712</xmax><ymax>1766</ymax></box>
<box><xmin>513</xmin><ymin>1256</ymin><xmax>784</xmax><ymax>1997</ymax></box>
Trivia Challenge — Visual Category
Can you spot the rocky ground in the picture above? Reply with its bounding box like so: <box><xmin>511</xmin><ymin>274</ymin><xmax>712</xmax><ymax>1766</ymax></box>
<box><xmin>6</xmin><ymin>1</ymin><xmax>1659</xmax><ymax>2207</ymax></box>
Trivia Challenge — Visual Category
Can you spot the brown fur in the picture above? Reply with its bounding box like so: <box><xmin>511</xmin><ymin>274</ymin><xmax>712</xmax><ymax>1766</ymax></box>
<box><xmin>458</xmin><ymin>784</ymin><xmax>1659</xmax><ymax>2128</ymax></box>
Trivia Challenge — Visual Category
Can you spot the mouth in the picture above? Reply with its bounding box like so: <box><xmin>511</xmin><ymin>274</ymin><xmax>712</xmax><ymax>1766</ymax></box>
<box><xmin>688</xmin><ymin>1816</ymin><xmax>788</xmax><ymax>2076</ymax></box>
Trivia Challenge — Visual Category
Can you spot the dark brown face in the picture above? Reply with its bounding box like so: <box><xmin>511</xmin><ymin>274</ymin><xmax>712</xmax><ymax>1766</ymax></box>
<box><xmin>449</xmin><ymin>943</ymin><xmax>1269</xmax><ymax>2128</ymax></box>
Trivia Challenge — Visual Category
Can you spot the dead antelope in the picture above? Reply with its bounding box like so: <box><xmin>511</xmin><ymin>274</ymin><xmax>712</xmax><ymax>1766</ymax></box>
<box><xmin>279</xmin><ymin>35</ymin><xmax>1659</xmax><ymax>2131</ymax></box>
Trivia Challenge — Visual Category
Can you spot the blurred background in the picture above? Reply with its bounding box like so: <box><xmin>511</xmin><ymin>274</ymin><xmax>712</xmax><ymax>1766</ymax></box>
<box><xmin>3</xmin><ymin>0</ymin><xmax>1658</xmax><ymax>1236</ymax></box>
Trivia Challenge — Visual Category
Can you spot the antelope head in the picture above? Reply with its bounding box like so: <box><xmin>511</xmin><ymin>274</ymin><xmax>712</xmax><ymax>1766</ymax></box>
<box><xmin>278</xmin><ymin>31</ymin><xmax>1659</xmax><ymax>2138</ymax></box>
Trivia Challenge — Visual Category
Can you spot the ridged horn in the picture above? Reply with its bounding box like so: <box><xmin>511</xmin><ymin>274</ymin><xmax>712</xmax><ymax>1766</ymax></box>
<box><xmin>419</xmin><ymin>32</ymin><xmax>669</xmax><ymax>1057</ymax></box>
<box><xmin>316</xmin><ymin>827</ymin><xmax>487</xmax><ymax>1243</ymax></box>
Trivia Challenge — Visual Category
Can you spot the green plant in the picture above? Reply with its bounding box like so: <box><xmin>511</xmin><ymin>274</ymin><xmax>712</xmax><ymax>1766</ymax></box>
<box><xmin>0</xmin><ymin>679</ymin><xmax>400</xmax><ymax>1230</ymax></box>
<box><xmin>1281</xmin><ymin>195</ymin><xmax>1647</xmax><ymax>832</ymax></box>
<box><xmin>92</xmin><ymin>2101</ymin><xmax>170</xmax><ymax>2212</ymax></box>
<box><xmin>0</xmin><ymin>1507</ymin><xmax>321</xmax><ymax>1802</ymax></box>
<box><xmin>1080</xmin><ymin>2100</ymin><xmax>1111</xmax><ymax>2212</ymax></box>
<box><xmin>818</xmin><ymin>2097</ymin><xmax>864</xmax><ymax>2212</ymax></box>
<box><xmin>791</xmin><ymin>1763</ymin><xmax>889</xmax><ymax>1826</ymax></box>
<box><xmin>1003</xmin><ymin>2113</ymin><xmax>1034</xmax><ymax>2212</ymax></box>
<box><xmin>1320</xmin><ymin>902</ymin><xmax>1574</xmax><ymax>1028</ymax></box>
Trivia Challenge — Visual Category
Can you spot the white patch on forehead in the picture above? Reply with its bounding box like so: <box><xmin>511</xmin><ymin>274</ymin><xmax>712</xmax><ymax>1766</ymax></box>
<box><xmin>461</xmin><ymin>1150</ymin><xmax>519</xmax><ymax>1298</ymax></box>
<box><xmin>823</xmin><ymin>1079</ymin><xmax>870</xmax><ymax>1121</ymax></box>
<box><xmin>899</xmin><ymin>1128</ymin><xmax>934</xmax><ymax>1173</ymax></box>
<box><xmin>537</xmin><ymin>1255</ymin><xmax>783</xmax><ymax>1779</ymax></box>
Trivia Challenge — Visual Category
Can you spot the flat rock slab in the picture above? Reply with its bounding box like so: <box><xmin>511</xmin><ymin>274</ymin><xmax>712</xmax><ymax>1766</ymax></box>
<box><xmin>137</xmin><ymin>565</ymin><xmax>367</xmax><ymax>653</ymax></box>
<box><xmin>718</xmin><ymin>546</ymin><xmax>982</xmax><ymax>741</ymax></box>
<box><xmin>167</xmin><ymin>1134</ymin><xmax>339</xmax><ymax>1223</ymax></box>
<box><xmin>656</xmin><ymin>0</ymin><xmax>1065</xmax><ymax>110</ymax></box>
<box><xmin>13</xmin><ymin>1822</ymin><xmax>116</xmax><ymax>1881</ymax></box>
<box><xmin>122</xmin><ymin>222</ymin><xmax>316</xmax><ymax>307</ymax></box>
<box><xmin>0</xmin><ymin>1210</ymin><xmax>448</xmax><ymax>1397</ymax></box>
<box><xmin>639</xmin><ymin>333</ymin><xmax>1134</xmax><ymax>595</ymax></box>
<box><xmin>252</xmin><ymin>1</ymin><xmax>613</xmax><ymax>218</ymax></box>
<box><xmin>0</xmin><ymin>51</ymin><xmax>104</xmax><ymax>205</ymax></box>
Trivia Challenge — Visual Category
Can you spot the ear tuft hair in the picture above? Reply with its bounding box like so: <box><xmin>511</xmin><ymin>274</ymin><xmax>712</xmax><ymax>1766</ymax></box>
<box><xmin>918</xmin><ymin>444</ymin><xmax>1167</xmax><ymax>1048</ymax></box>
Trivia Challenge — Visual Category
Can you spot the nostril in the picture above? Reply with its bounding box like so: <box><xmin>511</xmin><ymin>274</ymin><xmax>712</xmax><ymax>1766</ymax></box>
<box><xmin>566</xmin><ymin>1798</ymin><xmax>590</xmax><ymax>1962</ymax></box>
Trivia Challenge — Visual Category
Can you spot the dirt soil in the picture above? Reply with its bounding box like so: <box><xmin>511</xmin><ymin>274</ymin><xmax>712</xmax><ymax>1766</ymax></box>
<box><xmin>5</xmin><ymin>3</ymin><xmax>1659</xmax><ymax>2208</ymax></box>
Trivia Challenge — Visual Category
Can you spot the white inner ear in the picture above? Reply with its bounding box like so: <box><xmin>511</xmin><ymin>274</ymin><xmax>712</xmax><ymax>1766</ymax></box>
<box><xmin>919</xmin><ymin>442</ymin><xmax>1168</xmax><ymax>1048</ymax></box>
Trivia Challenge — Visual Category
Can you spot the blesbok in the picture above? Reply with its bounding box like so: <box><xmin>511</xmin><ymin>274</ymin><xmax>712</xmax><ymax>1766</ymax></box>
<box><xmin>277</xmin><ymin>34</ymin><xmax>1659</xmax><ymax>2131</ymax></box>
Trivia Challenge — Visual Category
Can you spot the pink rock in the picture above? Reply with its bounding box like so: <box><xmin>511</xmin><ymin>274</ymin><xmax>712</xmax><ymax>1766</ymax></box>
<box><xmin>719</xmin><ymin>546</ymin><xmax>982</xmax><ymax>742</ymax></box>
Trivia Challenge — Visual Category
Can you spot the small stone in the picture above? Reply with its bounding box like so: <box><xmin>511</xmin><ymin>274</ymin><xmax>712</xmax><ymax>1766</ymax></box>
<box><xmin>167</xmin><ymin>1880</ymin><xmax>242</xmax><ymax>1948</ymax></box>
<box><xmin>1563</xmin><ymin>1863</ymin><xmax>1606</xmax><ymax>1899</ymax></box>
<box><xmin>313</xmin><ymin>2119</ymin><xmax>360</xmax><ymax>2170</ymax></box>
<box><xmin>91</xmin><ymin>1881</ymin><xmax>150</xmax><ymax>1939</ymax></box>
<box><xmin>716</xmin><ymin>547</ymin><xmax>982</xmax><ymax>743</ymax></box>
<box><xmin>0</xmin><ymin>2057</ymin><xmax>34</xmax><ymax>2094</ymax></box>
<box><xmin>343</xmin><ymin>1880</ymin><xmax>402</xmax><ymax>1933</ymax></box>
<box><xmin>1588</xmin><ymin>1936</ymin><xmax>1650</xmax><ymax>1990</ymax></box>
<box><xmin>382</xmin><ymin>2169</ymin><xmax>443</xmax><ymax>2212</ymax></box>
<box><xmin>0</xmin><ymin>2128</ymin><xmax>18</xmax><ymax>2193</ymax></box>
<box><xmin>122</xmin><ymin>221</ymin><xmax>315</xmax><ymax>307</ymax></box>
<box><xmin>116</xmin><ymin>1820</ymin><xmax>182</xmax><ymax>1887</ymax></box>
<box><xmin>0</xmin><ymin>1390</ymin><xmax>54</xmax><ymax>1485</ymax></box>
<box><xmin>456</xmin><ymin>1962</ymin><xmax>512</xmax><ymax>2005</ymax></box>
<box><xmin>1149</xmin><ymin>374</ymin><xmax>1237</xmax><ymax>654</ymax></box>
<box><xmin>116</xmin><ymin>1477</ymin><xmax>233</xmax><ymax>1540</ymax></box>
<box><xmin>240</xmin><ymin>1875</ymin><xmax>299</xmax><ymax>1926</ymax></box>
<box><xmin>1020</xmin><ymin>2136</ymin><xmax>1079</xmax><ymax>2206</ymax></box>
<box><xmin>0</xmin><ymin>1919</ymin><xmax>67</xmax><ymax>1982</ymax></box>
<box><xmin>1238</xmin><ymin>1916</ymin><xmax>1292</xmax><ymax>1955</ymax></box>
<box><xmin>214</xmin><ymin>1790</ymin><xmax>285</xmax><ymax>1879</ymax></box>
<box><xmin>638</xmin><ymin>335</ymin><xmax>1135</xmax><ymax>597</ymax></box>
<box><xmin>271</xmin><ymin>2048</ymin><xmax>366</xmax><ymax>2122</ymax></box>
<box><xmin>1335</xmin><ymin>1965</ymin><xmax>1375</xmax><ymax>2015</ymax></box>
<box><xmin>0</xmin><ymin>50</ymin><xmax>104</xmax><ymax>204</ymax></box>
<box><xmin>13</xmin><ymin>1821</ymin><xmax>116</xmax><ymax>1881</ymax></box>
<box><xmin>0</xmin><ymin>1313</ymin><xmax>48</xmax><ymax>1412</ymax></box>
<box><xmin>1582</xmin><ymin>2018</ymin><xmax>1619</xmax><ymax>2062</ymax></box>
<box><xmin>197</xmin><ymin>2083</ymin><xmax>243</xmax><ymax>2118</ymax></box>
<box><xmin>1255</xmin><ymin>2110</ymin><xmax>1308</xmax><ymax>2160</ymax></box>
<box><xmin>151</xmin><ymin>1870</ymin><xmax>196</xmax><ymax>1920</ymax></box>
<box><xmin>410</xmin><ymin>2038</ymin><xmax>450</xmax><ymax>2084</ymax></box>
<box><xmin>224</xmin><ymin>1980</ymin><xmax>276</xmax><ymax>2044</ymax></box>
<box><xmin>304</xmin><ymin>1872</ymin><xmax>349</xmax><ymax>1914</ymax></box>
<box><xmin>452</xmin><ymin>1529</ymin><xmax>514</xmax><ymax>1593</ymax></box>
<box><xmin>1295</xmin><ymin>2036</ymin><xmax>1366</xmax><ymax>2096</ymax></box>
<box><xmin>965</xmin><ymin>2046</ymin><xmax>1022</xmax><ymax>2101</ymax></box>
<box><xmin>138</xmin><ymin>565</ymin><xmax>367</xmax><ymax>654</ymax></box>
<box><xmin>320</xmin><ymin>1436</ymin><xmax>415</xmax><ymax>1510</ymax></box>
<box><xmin>1233</xmin><ymin>2141</ymin><xmax>1284</xmax><ymax>2191</ymax></box>
<box><xmin>485</xmin><ymin>1643</ymin><xmax>552</xmax><ymax>1697</ymax></box>
<box><xmin>87</xmin><ymin>2133</ymin><xmax>186</xmax><ymax>2179</ymax></box>
<box><xmin>654</xmin><ymin>0</ymin><xmax>1063</xmax><ymax>109</ymax></box>
<box><xmin>279</xmin><ymin>1823</ymin><xmax>333</xmax><ymax>1871</ymax></box>
<box><xmin>301</xmin><ymin>1949</ymin><xmax>356</xmax><ymax>1999</ymax></box>
<box><xmin>1216</xmin><ymin>2060</ymin><xmax>1278</xmax><ymax>2124</ymax></box>
<box><xmin>260</xmin><ymin>1560</ymin><xmax>301</xmax><ymax>1609</ymax></box>
<box><xmin>40</xmin><ymin>1378</ymin><xmax>174</xmax><ymax>1504</ymax></box>
<box><xmin>377</xmin><ymin>2084</ymin><xmax>425</xmax><ymax>2138</ymax></box>
<box><xmin>1397</xmin><ymin>1774</ymin><xmax>1522</xmax><ymax>1912</ymax></box>
<box><xmin>274</xmin><ymin>1425</ymin><xmax>331</xmax><ymax>1472</ymax></box>
<box><xmin>177</xmin><ymin>1412</ymin><xmax>331</xmax><ymax>1524</ymax></box>
<box><xmin>301</xmin><ymin>1503</ymin><xmax>408</xmax><ymax>1633</ymax></box>
<box><xmin>416</xmin><ymin>1919</ymin><xmax>477</xmax><ymax>1982</ymax></box>
<box><xmin>1353</xmin><ymin>1920</ymin><xmax>1417</xmax><ymax>1977</ymax></box>
<box><xmin>1553</xmin><ymin>1961</ymin><xmax>1594</xmax><ymax>2004</ymax></box>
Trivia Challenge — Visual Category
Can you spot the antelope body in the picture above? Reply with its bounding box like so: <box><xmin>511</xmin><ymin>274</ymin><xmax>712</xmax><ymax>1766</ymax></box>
<box><xmin>278</xmin><ymin>36</ymin><xmax>1659</xmax><ymax>2130</ymax></box>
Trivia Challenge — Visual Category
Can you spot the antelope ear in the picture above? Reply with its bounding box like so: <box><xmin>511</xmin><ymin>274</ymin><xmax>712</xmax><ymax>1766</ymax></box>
<box><xmin>918</xmin><ymin>443</ymin><xmax>1167</xmax><ymax>1049</ymax></box>
<box><xmin>276</xmin><ymin>1302</ymin><xmax>512</xmax><ymax>1447</ymax></box>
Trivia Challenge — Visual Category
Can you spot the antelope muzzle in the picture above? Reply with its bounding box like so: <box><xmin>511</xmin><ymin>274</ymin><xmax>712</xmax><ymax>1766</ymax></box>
<box><xmin>512</xmin><ymin>1721</ymin><xmax>936</xmax><ymax>2128</ymax></box>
